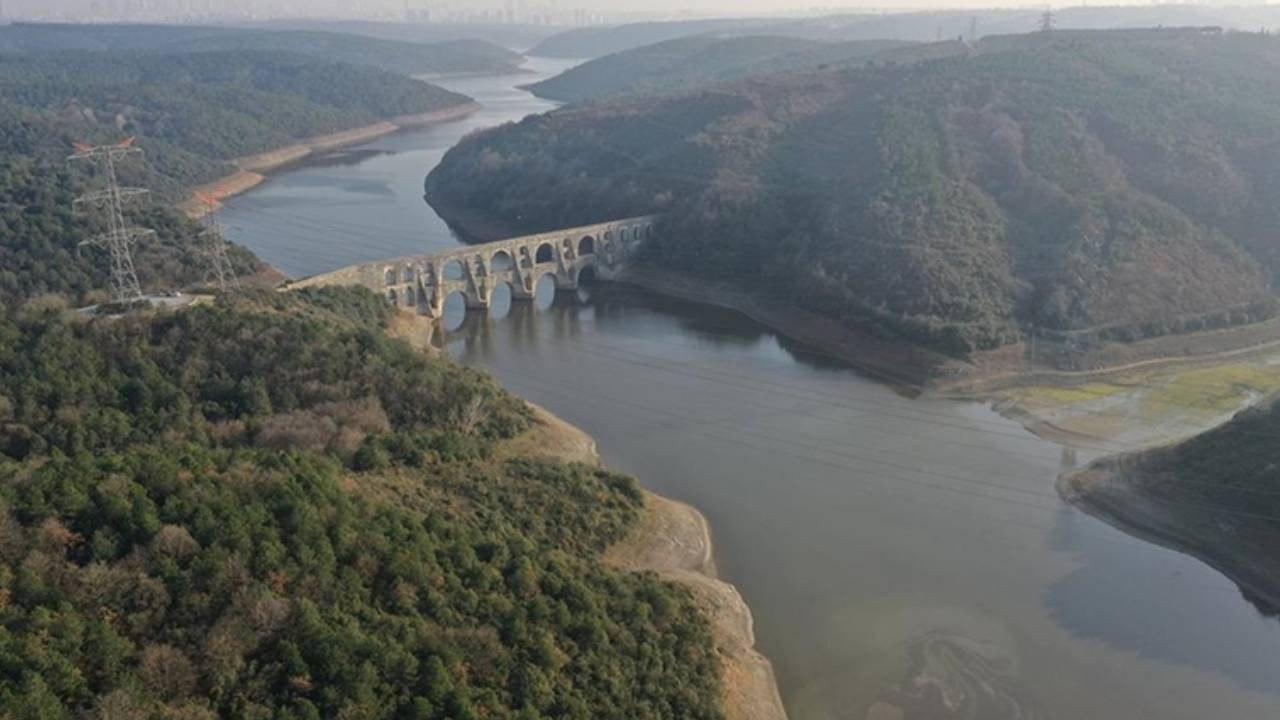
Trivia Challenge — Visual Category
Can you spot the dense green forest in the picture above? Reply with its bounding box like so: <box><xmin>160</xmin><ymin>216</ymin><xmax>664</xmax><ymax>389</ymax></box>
<box><xmin>0</xmin><ymin>48</ymin><xmax>472</xmax><ymax>309</ymax></box>
<box><xmin>0</xmin><ymin>289</ymin><xmax>724</xmax><ymax>719</ymax></box>
<box><xmin>430</xmin><ymin>29</ymin><xmax>1280</xmax><ymax>355</ymax></box>
<box><xmin>526</xmin><ymin>36</ymin><xmax>912</xmax><ymax>103</ymax></box>
<box><xmin>0</xmin><ymin>24</ymin><xmax>525</xmax><ymax>77</ymax></box>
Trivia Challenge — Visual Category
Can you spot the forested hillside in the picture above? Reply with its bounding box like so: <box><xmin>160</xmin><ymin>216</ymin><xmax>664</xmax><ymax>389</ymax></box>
<box><xmin>0</xmin><ymin>50</ymin><xmax>470</xmax><ymax>162</ymax></box>
<box><xmin>0</xmin><ymin>49</ymin><xmax>471</xmax><ymax>309</ymax></box>
<box><xmin>529</xmin><ymin>18</ymin><xmax>778</xmax><ymax>58</ymax></box>
<box><xmin>239</xmin><ymin>19</ymin><xmax>563</xmax><ymax>52</ymax></box>
<box><xmin>0</xmin><ymin>144</ymin><xmax>260</xmax><ymax>311</ymax></box>
<box><xmin>529</xmin><ymin>5</ymin><xmax>1280</xmax><ymax>59</ymax></box>
<box><xmin>525</xmin><ymin>36</ymin><xmax>912</xmax><ymax>103</ymax></box>
<box><xmin>429</xmin><ymin>29</ymin><xmax>1280</xmax><ymax>355</ymax></box>
<box><xmin>0</xmin><ymin>289</ymin><xmax>724</xmax><ymax>719</ymax></box>
<box><xmin>0</xmin><ymin>24</ymin><xmax>525</xmax><ymax>76</ymax></box>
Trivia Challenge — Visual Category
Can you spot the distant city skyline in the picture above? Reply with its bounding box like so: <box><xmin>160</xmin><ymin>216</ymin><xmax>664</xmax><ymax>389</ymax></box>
<box><xmin>4</xmin><ymin>0</ymin><xmax>1269</xmax><ymax>26</ymax></box>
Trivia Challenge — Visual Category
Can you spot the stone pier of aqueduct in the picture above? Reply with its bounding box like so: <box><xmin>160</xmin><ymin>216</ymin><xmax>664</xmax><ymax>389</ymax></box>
<box><xmin>287</xmin><ymin>216</ymin><xmax>659</xmax><ymax>317</ymax></box>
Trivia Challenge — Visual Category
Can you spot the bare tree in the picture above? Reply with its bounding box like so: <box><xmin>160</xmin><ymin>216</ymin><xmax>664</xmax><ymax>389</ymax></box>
<box><xmin>453</xmin><ymin>394</ymin><xmax>490</xmax><ymax>436</ymax></box>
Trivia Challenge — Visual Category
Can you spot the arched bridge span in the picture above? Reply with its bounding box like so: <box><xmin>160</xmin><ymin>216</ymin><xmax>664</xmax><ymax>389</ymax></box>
<box><xmin>287</xmin><ymin>216</ymin><xmax>658</xmax><ymax>317</ymax></box>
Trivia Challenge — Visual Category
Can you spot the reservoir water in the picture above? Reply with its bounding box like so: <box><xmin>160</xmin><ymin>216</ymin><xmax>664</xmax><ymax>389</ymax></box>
<box><xmin>220</xmin><ymin>58</ymin><xmax>1280</xmax><ymax>720</ymax></box>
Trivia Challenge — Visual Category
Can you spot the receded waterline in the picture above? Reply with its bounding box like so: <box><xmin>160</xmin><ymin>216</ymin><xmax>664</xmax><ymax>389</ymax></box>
<box><xmin>217</xmin><ymin>60</ymin><xmax>1280</xmax><ymax>720</ymax></box>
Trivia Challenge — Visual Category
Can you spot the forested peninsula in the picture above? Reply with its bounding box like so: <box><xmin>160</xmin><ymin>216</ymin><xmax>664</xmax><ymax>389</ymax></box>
<box><xmin>0</xmin><ymin>288</ymin><xmax>729</xmax><ymax>720</ymax></box>
<box><xmin>428</xmin><ymin>29</ymin><xmax>1280</xmax><ymax>361</ymax></box>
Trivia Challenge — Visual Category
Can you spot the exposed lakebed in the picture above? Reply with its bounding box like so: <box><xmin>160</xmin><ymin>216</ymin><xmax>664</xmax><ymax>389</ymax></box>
<box><xmin>219</xmin><ymin>58</ymin><xmax>1280</xmax><ymax>720</ymax></box>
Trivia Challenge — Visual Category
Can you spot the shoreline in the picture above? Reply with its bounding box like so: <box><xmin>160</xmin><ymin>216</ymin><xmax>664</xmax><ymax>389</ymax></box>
<box><xmin>418</xmin><ymin>189</ymin><xmax>956</xmax><ymax>391</ymax></box>
<box><xmin>421</xmin><ymin>194</ymin><xmax>1280</xmax><ymax>446</ymax></box>
<box><xmin>419</xmin><ymin>192</ymin><xmax>1280</xmax><ymax>400</ymax></box>
<box><xmin>610</xmin><ymin>265</ymin><xmax>953</xmax><ymax>393</ymax></box>
<box><xmin>422</xmin><ymin>172</ymin><xmax>535</xmax><ymax>242</ymax></box>
<box><xmin>421</xmin><ymin>197</ymin><xmax>1280</xmax><ymax>624</ymax></box>
<box><xmin>412</xmin><ymin>68</ymin><xmax>537</xmax><ymax>82</ymax></box>
<box><xmin>179</xmin><ymin>102</ymin><xmax>482</xmax><ymax>219</ymax></box>
<box><xmin>626</xmin><ymin>268</ymin><xmax>1280</xmax><ymax>624</ymax></box>
<box><xmin>614</xmin><ymin>268</ymin><xmax>1280</xmax><ymax>403</ymax></box>
<box><xmin>508</xmin><ymin>403</ymin><xmax>789</xmax><ymax>720</ymax></box>
<box><xmin>1059</xmin><ymin>457</ymin><xmax>1280</xmax><ymax>616</ymax></box>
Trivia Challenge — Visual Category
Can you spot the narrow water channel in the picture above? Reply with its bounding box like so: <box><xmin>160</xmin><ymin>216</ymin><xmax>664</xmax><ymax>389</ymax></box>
<box><xmin>220</xmin><ymin>59</ymin><xmax>1280</xmax><ymax>720</ymax></box>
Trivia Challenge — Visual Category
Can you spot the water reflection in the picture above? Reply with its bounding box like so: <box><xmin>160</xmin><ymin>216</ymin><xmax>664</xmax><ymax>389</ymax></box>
<box><xmin>1037</xmin><ymin>441</ymin><xmax>1280</xmax><ymax>694</ymax></box>
<box><xmin>447</xmin><ymin>281</ymin><xmax>1280</xmax><ymax>720</ymax></box>
<box><xmin>288</xmin><ymin>148</ymin><xmax>393</xmax><ymax>170</ymax></box>
<box><xmin>1044</xmin><ymin>504</ymin><xmax>1280</xmax><ymax>694</ymax></box>
<box><xmin>489</xmin><ymin>283</ymin><xmax>513</xmax><ymax>320</ymax></box>
<box><xmin>440</xmin><ymin>283</ymin><xmax>786</xmax><ymax>358</ymax></box>
<box><xmin>442</xmin><ymin>289</ymin><xmax>585</xmax><ymax>357</ymax></box>
<box><xmin>221</xmin><ymin>59</ymin><xmax>1280</xmax><ymax>720</ymax></box>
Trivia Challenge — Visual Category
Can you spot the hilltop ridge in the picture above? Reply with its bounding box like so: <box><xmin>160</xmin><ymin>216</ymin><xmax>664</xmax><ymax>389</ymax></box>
<box><xmin>0</xmin><ymin>23</ymin><xmax>525</xmax><ymax>76</ymax></box>
<box><xmin>429</xmin><ymin>28</ymin><xmax>1280</xmax><ymax>359</ymax></box>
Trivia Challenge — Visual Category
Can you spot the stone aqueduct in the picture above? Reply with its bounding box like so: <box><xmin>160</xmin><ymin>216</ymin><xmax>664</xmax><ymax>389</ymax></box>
<box><xmin>288</xmin><ymin>216</ymin><xmax>659</xmax><ymax>316</ymax></box>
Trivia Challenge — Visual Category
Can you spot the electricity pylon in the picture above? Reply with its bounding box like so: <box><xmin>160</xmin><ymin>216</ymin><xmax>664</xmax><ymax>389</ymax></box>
<box><xmin>194</xmin><ymin>192</ymin><xmax>241</xmax><ymax>293</ymax></box>
<box><xmin>69</xmin><ymin>138</ymin><xmax>152</xmax><ymax>304</ymax></box>
<box><xmin>1040</xmin><ymin>6</ymin><xmax>1056</xmax><ymax>33</ymax></box>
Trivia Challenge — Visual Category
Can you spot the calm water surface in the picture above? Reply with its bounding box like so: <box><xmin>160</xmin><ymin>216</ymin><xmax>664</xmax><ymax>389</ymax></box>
<box><xmin>221</xmin><ymin>59</ymin><xmax>1280</xmax><ymax>720</ymax></box>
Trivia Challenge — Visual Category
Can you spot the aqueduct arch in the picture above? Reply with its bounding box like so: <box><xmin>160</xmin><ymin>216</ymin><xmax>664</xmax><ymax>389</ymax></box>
<box><xmin>492</xmin><ymin>250</ymin><xmax>513</xmax><ymax>271</ymax></box>
<box><xmin>287</xmin><ymin>215</ymin><xmax>659</xmax><ymax>320</ymax></box>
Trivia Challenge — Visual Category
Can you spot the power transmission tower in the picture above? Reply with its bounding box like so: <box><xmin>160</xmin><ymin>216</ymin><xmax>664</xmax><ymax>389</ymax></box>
<box><xmin>1040</xmin><ymin>6</ymin><xmax>1056</xmax><ymax>33</ymax></box>
<box><xmin>69</xmin><ymin>138</ymin><xmax>152</xmax><ymax>304</ymax></box>
<box><xmin>195</xmin><ymin>192</ymin><xmax>241</xmax><ymax>294</ymax></box>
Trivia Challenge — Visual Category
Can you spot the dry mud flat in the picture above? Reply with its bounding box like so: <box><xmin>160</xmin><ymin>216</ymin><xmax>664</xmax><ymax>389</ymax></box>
<box><xmin>510</xmin><ymin>405</ymin><xmax>789</xmax><ymax>720</ymax></box>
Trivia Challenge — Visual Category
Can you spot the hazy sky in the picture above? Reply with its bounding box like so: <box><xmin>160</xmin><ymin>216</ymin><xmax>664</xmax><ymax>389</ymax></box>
<box><xmin>0</xmin><ymin>0</ymin><xmax>1199</xmax><ymax>24</ymax></box>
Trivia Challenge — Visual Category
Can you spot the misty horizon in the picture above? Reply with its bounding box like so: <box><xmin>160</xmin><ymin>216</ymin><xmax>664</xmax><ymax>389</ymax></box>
<box><xmin>4</xmin><ymin>1</ymin><xmax>1278</xmax><ymax>26</ymax></box>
